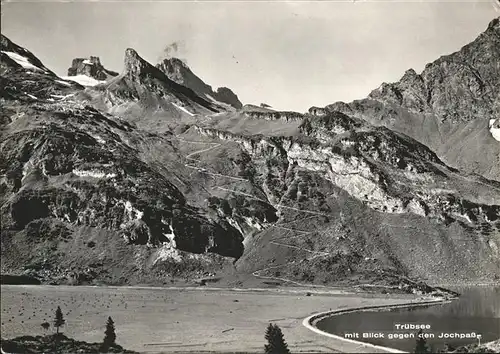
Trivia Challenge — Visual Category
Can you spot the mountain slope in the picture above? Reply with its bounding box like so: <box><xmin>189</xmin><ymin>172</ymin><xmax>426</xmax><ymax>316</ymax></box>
<box><xmin>319</xmin><ymin>17</ymin><xmax>500</xmax><ymax>181</ymax></box>
<box><xmin>1</xmin><ymin>35</ymin><xmax>55</xmax><ymax>76</ymax></box>
<box><xmin>179</xmin><ymin>109</ymin><xmax>499</xmax><ymax>286</ymax></box>
<box><xmin>157</xmin><ymin>57</ymin><xmax>242</xmax><ymax>109</ymax></box>
<box><xmin>1</xmin><ymin>37</ymin><xmax>244</xmax><ymax>285</ymax></box>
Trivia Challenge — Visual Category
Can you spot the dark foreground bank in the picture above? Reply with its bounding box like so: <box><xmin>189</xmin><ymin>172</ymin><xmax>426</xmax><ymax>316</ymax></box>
<box><xmin>0</xmin><ymin>334</ymin><xmax>138</xmax><ymax>354</ymax></box>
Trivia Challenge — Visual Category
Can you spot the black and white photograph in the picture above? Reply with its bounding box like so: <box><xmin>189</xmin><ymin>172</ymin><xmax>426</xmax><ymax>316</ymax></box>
<box><xmin>1</xmin><ymin>0</ymin><xmax>499</xmax><ymax>353</ymax></box>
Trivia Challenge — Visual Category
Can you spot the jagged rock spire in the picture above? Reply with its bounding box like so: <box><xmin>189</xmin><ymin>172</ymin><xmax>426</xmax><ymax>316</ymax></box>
<box><xmin>124</xmin><ymin>48</ymin><xmax>149</xmax><ymax>78</ymax></box>
<box><xmin>156</xmin><ymin>57</ymin><xmax>243</xmax><ymax>109</ymax></box>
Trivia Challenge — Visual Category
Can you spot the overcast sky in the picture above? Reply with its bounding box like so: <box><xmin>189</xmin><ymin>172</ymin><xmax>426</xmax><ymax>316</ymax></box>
<box><xmin>1</xmin><ymin>0</ymin><xmax>498</xmax><ymax>111</ymax></box>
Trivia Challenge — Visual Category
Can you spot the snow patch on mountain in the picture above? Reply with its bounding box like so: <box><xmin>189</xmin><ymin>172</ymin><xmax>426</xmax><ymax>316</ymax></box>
<box><xmin>172</xmin><ymin>102</ymin><xmax>194</xmax><ymax>116</ymax></box>
<box><xmin>205</xmin><ymin>94</ymin><xmax>234</xmax><ymax>110</ymax></box>
<box><xmin>25</xmin><ymin>93</ymin><xmax>38</xmax><ymax>100</ymax></box>
<box><xmin>489</xmin><ymin>119</ymin><xmax>500</xmax><ymax>142</ymax></box>
<box><xmin>243</xmin><ymin>216</ymin><xmax>264</xmax><ymax>231</ymax></box>
<box><xmin>55</xmin><ymin>80</ymin><xmax>72</xmax><ymax>87</ymax></box>
<box><xmin>117</xmin><ymin>200</ymin><xmax>144</xmax><ymax>225</ymax></box>
<box><xmin>87</xmin><ymin>134</ymin><xmax>106</xmax><ymax>144</ymax></box>
<box><xmin>60</xmin><ymin>74</ymin><xmax>104</xmax><ymax>87</ymax></box>
<box><xmin>2</xmin><ymin>51</ymin><xmax>44</xmax><ymax>71</ymax></box>
<box><xmin>161</xmin><ymin>218</ymin><xmax>177</xmax><ymax>248</ymax></box>
<box><xmin>73</xmin><ymin>169</ymin><xmax>116</xmax><ymax>179</ymax></box>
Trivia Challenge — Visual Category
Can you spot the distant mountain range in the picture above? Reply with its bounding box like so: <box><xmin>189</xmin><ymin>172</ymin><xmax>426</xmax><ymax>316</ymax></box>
<box><xmin>1</xmin><ymin>18</ymin><xmax>499</xmax><ymax>290</ymax></box>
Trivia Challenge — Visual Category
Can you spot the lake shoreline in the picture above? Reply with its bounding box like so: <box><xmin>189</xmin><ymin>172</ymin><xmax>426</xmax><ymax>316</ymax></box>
<box><xmin>303</xmin><ymin>297</ymin><xmax>452</xmax><ymax>354</ymax></box>
<box><xmin>309</xmin><ymin>286</ymin><xmax>500</xmax><ymax>353</ymax></box>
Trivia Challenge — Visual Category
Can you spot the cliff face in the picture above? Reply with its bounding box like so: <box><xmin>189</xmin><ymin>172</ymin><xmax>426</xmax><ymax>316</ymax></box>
<box><xmin>323</xmin><ymin>17</ymin><xmax>500</xmax><ymax>180</ymax></box>
<box><xmin>157</xmin><ymin>58</ymin><xmax>243</xmax><ymax>109</ymax></box>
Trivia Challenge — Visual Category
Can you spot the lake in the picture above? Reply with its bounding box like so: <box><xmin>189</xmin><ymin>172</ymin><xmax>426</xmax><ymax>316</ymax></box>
<box><xmin>316</xmin><ymin>286</ymin><xmax>500</xmax><ymax>352</ymax></box>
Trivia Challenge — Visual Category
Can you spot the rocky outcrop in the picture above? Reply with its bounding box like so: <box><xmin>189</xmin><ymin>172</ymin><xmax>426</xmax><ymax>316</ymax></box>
<box><xmin>67</xmin><ymin>56</ymin><xmax>118</xmax><ymax>80</ymax></box>
<box><xmin>157</xmin><ymin>57</ymin><xmax>242</xmax><ymax>109</ymax></box>
<box><xmin>1</xmin><ymin>334</ymin><xmax>138</xmax><ymax>354</ymax></box>
<box><xmin>123</xmin><ymin>48</ymin><xmax>149</xmax><ymax>78</ymax></box>
<box><xmin>300</xmin><ymin>111</ymin><xmax>365</xmax><ymax>141</ymax></box>
<box><xmin>489</xmin><ymin>118</ymin><xmax>500</xmax><ymax>142</ymax></box>
<box><xmin>308</xmin><ymin>106</ymin><xmax>327</xmax><ymax>116</ymax></box>
<box><xmin>215</xmin><ymin>87</ymin><xmax>242</xmax><ymax>109</ymax></box>
<box><xmin>243</xmin><ymin>110</ymin><xmax>303</xmax><ymax>122</ymax></box>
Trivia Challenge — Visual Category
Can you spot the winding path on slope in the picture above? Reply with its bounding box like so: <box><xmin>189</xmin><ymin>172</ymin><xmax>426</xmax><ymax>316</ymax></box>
<box><xmin>176</xmin><ymin>136</ymin><xmax>338</xmax><ymax>286</ymax></box>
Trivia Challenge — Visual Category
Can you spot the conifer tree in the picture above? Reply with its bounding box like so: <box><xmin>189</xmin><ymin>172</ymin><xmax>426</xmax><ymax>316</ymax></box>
<box><xmin>54</xmin><ymin>306</ymin><xmax>65</xmax><ymax>334</ymax></box>
<box><xmin>103</xmin><ymin>316</ymin><xmax>116</xmax><ymax>347</ymax></box>
<box><xmin>264</xmin><ymin>323</ymin><xmax>290</xmax><ymax>354</ymax></box>
<box><xmin>100</xmin><ymin>316</ymin><xmax>117</xmax><ymax>352</ymax></box>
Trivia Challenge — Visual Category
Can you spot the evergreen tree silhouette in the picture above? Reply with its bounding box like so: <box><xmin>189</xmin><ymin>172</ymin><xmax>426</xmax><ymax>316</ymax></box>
<box><xmin>104</xmin><ymin>317</ymin><xmax>116</xmax><ymax>346</ymax></box>
<box><xmin>264</xmin><ymin>323</ymin><xmax>290</xmax><ymax>354</ymax></box>
<box><xmin>100</xmin><ymin>317</ymin><xmax>117</xmax><ymax>352</ymax></box>
<box><xmin>54</xmin><ymin>306</ymin><xmax>65</xmax><ymax>334</ymax></box>
<box><xmin>414</xmin><ymin>329</ymin><xmax>429</xmax><ymax>353</ymax></box>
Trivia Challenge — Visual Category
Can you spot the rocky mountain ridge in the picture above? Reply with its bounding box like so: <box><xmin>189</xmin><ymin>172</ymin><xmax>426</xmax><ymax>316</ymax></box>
<box><xmin>1</xmin><ymin>20</ymin><xmax>499</xmax><ymax>288</ymax></box>
<box><xmin>318</xmin><ymin>17</ymin><xmax>500</xmax><ymax>181</ymax></box>
<box><xmin>1</xmin><ymin>35</ymin><xmax>55</xmax><ymax>76</ymax></box>
<box><xmin>78</xmin><ymin>48</ymin><xmax>225</xmax><ymax>132</ymax></box>
<box><xmin>157</xmin><ymin>57</ymin><xmax>242</xmax><ymax>109</ymax></box>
